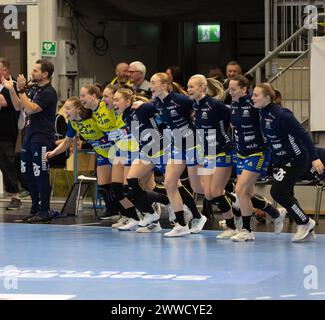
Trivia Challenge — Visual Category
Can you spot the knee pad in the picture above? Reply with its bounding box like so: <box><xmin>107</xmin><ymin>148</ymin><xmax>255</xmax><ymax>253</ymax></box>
<box><xmin>110</xmin><ymin>182</ymin><xmax>125</xmax><ymax>202</ymax></box>
<box><xmin>212</xmin><ymin>194</ymin><xmax>232</xmax><ymax>213</ymax></box>
<box><xmin>251</xmin><ymin>194</ymin><xmax>268</xmax><ymax>210</ymax></box>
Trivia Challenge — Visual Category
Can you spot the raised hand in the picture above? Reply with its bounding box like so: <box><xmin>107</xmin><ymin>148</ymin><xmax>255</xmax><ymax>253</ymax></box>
<box><xmin>2</xmin><ymin>75</ymin><xmax>14</xmax><ymax>91</ymax></box>
<box><xmin>17</xmin><ymin>74</ymin><xmax>27</xmax><ymax>91</ymax></box>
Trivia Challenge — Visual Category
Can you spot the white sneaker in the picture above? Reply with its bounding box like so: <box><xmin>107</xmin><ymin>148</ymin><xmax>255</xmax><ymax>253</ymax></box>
<box><xmin>190</xmin><ymin>215</ymin><xmax>207</xmax><ymax>234</ymax></box>
<box><xmin>118</xmin><ymin>218</ymin><xmax>139</xmax><ymax>231</ymax></box>
<box><xmin>138</xmin><ymin>212</ymin><xmax>160</xmax><ymax>227</ymax></box>
<box><xmin>112</xmin><ymin>216</ymin><xmax>129</xmax><ymax>228</ymax></box>
<box><xmin>231</xmin><ymin>229</ymin><xmax>255</xmax><ymax>242</ymax></box>
<box><xmin>216</xmin><ymin>228</ymin><xmax>239</xmax><ymax>239</ymax></box>
<box><xmin>167</xmin><ymin>205</ymin><xmax>192</xmax><ymax>223</ymax></box>
<box><xmin>234</xmin><ymin>216</ymin><xmax>243</xmax><ymax>230</ymax></box>
<box><xmin>274</xmin><ymin>208</ymin><xmax>287</xmax><ymax>234</ymax></box>
<box><xmin>305</xmin><ymin>230</ymin><xmax>317</xmax><ymax>241</ymax></box>
<box><xmin>164</xmin><ymin>223</ymin><xmax>191</xmax><ymax>237</ymax></box>
<box><xmin>292</xmin><ymin>218</ymin><xmax>316</xmax><ymax>242</ymax></box>
<box><xmin>136</xmin><ymin>222</ymin><xmax>162</xmax><ymax>233</ymax></box>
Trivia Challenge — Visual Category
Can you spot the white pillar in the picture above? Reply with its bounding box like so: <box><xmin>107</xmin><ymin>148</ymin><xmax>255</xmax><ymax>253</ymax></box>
<box><xmin>27</xmin><ymin>0</ymin><xmax>57</xmax><ymax>87</ymax></box>
<box><xmin>0</xmin><ymin>170</ymin><xmax>3</xmax><ymax>196</ymax></box>
<box><xmin>27</xmin><ymin>5</ymin><xmax>40</xmax><ymax>77</ymax></box>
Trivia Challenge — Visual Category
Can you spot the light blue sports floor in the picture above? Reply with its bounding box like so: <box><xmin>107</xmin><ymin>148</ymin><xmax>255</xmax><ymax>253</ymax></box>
<box><xmin>0</xmin><ymin>222</ymin><xmax>324</xmax><ymax>300</ymax></box>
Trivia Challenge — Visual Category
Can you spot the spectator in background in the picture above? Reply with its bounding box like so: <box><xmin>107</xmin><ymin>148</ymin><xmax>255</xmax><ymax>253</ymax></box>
<box><xmin>207</xmin><ymin>66</ymin><xmax>224</xmax><ymax>83</ymax></box>
<box><xmin>225</xmin><ymin>61</ymin><xmax>242</xmax><ymax>87</ymax></box>
<box><xmin>224</xmin><ymin>61</ymin><xmax>243</xmax><ymax>105</ymax></box>
<box><xmin>110</xmin><ymin>62</ymin><xmax>130</xmax><ymax>86</ymax></box>
<box><xmin>128</xmin><ymin>61</ymin><xmax>151</xmax><ymax>98</ymax></box>
<box><xmin>166</xmin><ymin>65</ymin><xmax>183</xmax><ymax>86</ymax></box>
<box><xmin>0</xmin><ymin>58</ymin><xmax>22</xmax><ymax>210</ymax></box>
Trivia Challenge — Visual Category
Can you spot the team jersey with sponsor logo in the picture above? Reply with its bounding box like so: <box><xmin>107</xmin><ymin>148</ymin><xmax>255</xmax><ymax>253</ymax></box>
<box><xmin>67</xmin><ymin>118</ymin><xmax>113</xmax><ymax>158</ymax></box>
<box><xmin>193</xmin><ymin>95</ymin><xmax>232</xmax><ymax>155</ymax></box>
<box><xmin>259</xmin><ymin>103</ymin><xmax>317</xmax><ymax>165</ymax></box>
<box><xmin>230</xmin><ymin>94</ymin><xmax>266</xmax><ymax>156</ymax></box>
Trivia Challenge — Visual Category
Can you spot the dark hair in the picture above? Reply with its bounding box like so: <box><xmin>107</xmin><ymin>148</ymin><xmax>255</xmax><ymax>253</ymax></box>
<box><xmin>226</xmin><ymin>60</ymin><xmax>241</xmax><ymax>68</ymax></box>
<box><xmin>207</xmin><ymin>66</ymin><xmax>224</xmax><ymax>82</ymax></box>
<box><xmin>36</xmin><ymin>59</ymin><xmax>54</xmax><ymax>78</ymax></box>
<box><xmin>166</xmin><ymin>65</ymin><xmax>183</xmax><ymax>84</ymax></box>
<box><xmin>94</xmin><ymin>83</ymin><xmax>103</xmax><ymax>93</ymax></box>
<box><xmin>82</xmin><ymin>85</ymin><xmax>101</xmax><ymax>99</ymax></box>
<box><xmin>231</xmin><ymin>75</ymin><xmax>249</xmax><ymax>90</ymax></box>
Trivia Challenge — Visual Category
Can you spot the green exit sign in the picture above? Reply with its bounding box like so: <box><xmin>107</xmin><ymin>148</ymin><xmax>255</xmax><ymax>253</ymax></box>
<box><xmin>41</xmin><ymin>41</ymin><xmax>57</xmax><ymax>57</ymax></box>
<box><xmin>197</xmin><ymin>24</ymin><xmax>221</xmax><ymax>43</ymax></box>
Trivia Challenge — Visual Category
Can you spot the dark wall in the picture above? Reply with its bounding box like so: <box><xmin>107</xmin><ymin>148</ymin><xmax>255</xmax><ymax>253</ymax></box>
<box><xmin>67</xmin><ymin>16</ymin><xmax>264</xmax><ymax>85</ymax></box>
<box><xmin>195</xmin><ymin>21</ymin><xmax>237</xmax><ymax>78</ymax></box>
<box><xmin>67</xmin><ymin>0</ymin><xmax>265</xmax><ymax>84</ymax></box>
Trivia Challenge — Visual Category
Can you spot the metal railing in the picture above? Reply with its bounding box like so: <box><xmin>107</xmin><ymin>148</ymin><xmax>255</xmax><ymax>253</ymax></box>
<box><xmin>266</xmin><ymin>0</ymin><xmax>325</xmax><ymax>53</ymax></box>
<box><xmin>243</xmin><ymin>10</ymin><xmax>325</xmax><ymax>125</ymax></box>
<box><xmin>269</xmin><ymin>50</ymin><xmax>310</xmax><ymax>124</ymax></box>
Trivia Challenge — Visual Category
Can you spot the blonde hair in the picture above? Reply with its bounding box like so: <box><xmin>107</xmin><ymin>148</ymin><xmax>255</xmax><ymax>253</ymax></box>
<box><xmin>171</xmin><ymin>82</ymin><xmax>188</xmax><ymax>95</ymax></box>
<box><xmin>255</xmin><ymin>83</ymin><xmax>282</xmax><ymax>105</ymax></box>
<box><xmin>66</xmin><ymin>96</ymin><xmax>93</xmax><ymax>120</ymax></box>
<box><xmin>189</xmin><ymin>74</ymin><xmax>208</xmax><ymax>87</ymax></box>
<box><xmin>207</xmin><ymin>78</ymin><xmax>225</xmax><ymax>100</ymax></box>
<box><xmin>188</xmin><ymin>74</ymin><xmax>225</xmax><ymax>100</ymax></box>
<box><xmin>153</xmin><ymin>72</ymin><xmax>173</xmax><ymax>92</ymax></box>
<box><xmin>135</xmin><ymin>95</ymin><xmax>150</xmax><ymax>103</ymax></box>
<box><xmin>115</xmin><ymin>87</ymin><xmax>136</xmax><ymax>104</ymax></box>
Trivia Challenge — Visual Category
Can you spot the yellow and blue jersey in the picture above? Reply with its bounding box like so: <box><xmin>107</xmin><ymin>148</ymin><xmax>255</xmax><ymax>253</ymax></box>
<box><xmin>114</xmin><ymin>110</ymin><xmax>139</xmax><ymax>153</ymax></box>
<box><xmin>67</xmin><ymin>118</ymin><xmax>114</xmax><ymax>159</ymax></box>
<box><xmin>92</xmin><ymin>100</ymin><xmax>116</xmax><ymax>134</ymax></box>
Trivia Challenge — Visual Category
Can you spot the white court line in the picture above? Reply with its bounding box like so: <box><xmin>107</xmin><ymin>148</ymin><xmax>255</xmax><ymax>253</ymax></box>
<box><xmin>255</xmin><ymin>296</ymin><xmax>272</xmax><ymax>300</ymax></box>
<box><xmin>0</xmin><ymin>294</ymin><xmax>75</xmax><ymax>300</ymax></box>
<box><xmin>308</xmin><ymin>292</ymin><xmax>325</xmax><ymax>296</ymax></box>
<box><xmin>74</xmin><ymin>222</ymin><xmax>102</xmax><ymax>226</ymax></box>
<box><xmin>279</xmin><ymin>294</ymin><xmax>297</xmax><ymax>298</ymax></box>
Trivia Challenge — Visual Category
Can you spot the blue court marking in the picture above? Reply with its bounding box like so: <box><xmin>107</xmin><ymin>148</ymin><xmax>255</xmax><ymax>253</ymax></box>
<box><xmin>0</xmin><ymin>223</ymin><xmax>324</xmax><ymax>300</ymax></box>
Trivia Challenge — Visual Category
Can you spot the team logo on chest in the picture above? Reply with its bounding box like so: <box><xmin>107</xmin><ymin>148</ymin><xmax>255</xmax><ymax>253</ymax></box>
<box><xmin>170</xmin><ymin>110</ymin><xmax>179</xmax><ymax>117</ymax></box>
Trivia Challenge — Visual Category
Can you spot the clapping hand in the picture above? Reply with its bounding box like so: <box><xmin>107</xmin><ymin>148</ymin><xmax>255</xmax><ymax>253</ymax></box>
<box><xmin>17</xmin><ymin>74</ymin><xmax>27</xmax><ymax>91</ymax></box>
<box><xmin>1</xmin><ymin>75</ymin><xmax>14</xmax><ymax>91</ymax></box>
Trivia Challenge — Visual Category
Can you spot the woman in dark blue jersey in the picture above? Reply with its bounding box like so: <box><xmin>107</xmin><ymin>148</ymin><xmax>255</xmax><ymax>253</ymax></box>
<box><xmin>229</xmin><ymin>75</ymin><xmax>286</xmax><ymax>242</ymax></box>
<box><xmin>113</xmin><ymin>87</ymin><xmax>168</xmax><ymax>233</ymax></box>
<box><xmin>151</xmin><ymin>72</ymin><xmax>206</xmax><ymax>237</ymax></box>
<box><xmin>253</xmin><ymin>83</ymin><xmax>324</xmax><ymax>242</ymax></box>
<box><xmin>187</xmin><ymin>74</ymin><xmax>236</xmax><ymax>239</ymax></box>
